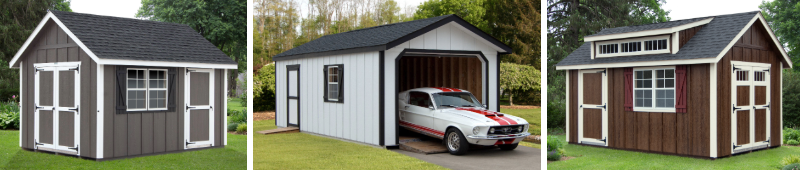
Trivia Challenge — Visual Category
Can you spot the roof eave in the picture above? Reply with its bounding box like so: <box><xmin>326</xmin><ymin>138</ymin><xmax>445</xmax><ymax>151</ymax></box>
<box><xmin>272</xmin><ymin>45</ymin><xmax>387</xmax><ymax>61</ymax></box>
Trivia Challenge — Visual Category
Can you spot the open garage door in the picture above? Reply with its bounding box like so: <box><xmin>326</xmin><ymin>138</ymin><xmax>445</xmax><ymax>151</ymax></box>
<box><xmin>398</xmin><ymin>56</ymin><xmax>485</xmax><ymax>103</ymax></box>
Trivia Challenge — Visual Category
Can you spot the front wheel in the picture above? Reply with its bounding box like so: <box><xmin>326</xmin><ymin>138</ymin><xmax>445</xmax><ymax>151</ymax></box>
<box><xmin>498</xmin><ymin>143</ymin><xmax>519</xmax><ymax>150</ymax></box>
<box><xmin>445</xmin><ymin>129</ymin><xmax>470</xmax><ymax>155</ymax></box>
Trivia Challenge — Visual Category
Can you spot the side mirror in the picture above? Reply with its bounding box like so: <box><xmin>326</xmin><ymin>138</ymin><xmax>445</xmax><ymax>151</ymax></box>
<box><xmin>482</xmin><ymin>104</ymin><xmax>488</xmax><ymax>108</ymax></box>
<box><xmin>428</xmin><ymin>106</ymin><xmax>435</xmax><ymax>110</ymax></box>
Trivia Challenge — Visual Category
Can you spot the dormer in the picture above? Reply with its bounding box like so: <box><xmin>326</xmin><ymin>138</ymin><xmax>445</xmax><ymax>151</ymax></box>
<box><xmin>586</xmin><ymin>17</ymin><xmax>714</xmax><ymax>59</ymax></box>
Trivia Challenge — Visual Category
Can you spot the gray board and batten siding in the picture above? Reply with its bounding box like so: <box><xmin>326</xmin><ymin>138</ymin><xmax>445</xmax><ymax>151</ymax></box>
<box><xmin>14</xmin><ymin>11</ymin><xmax>235</xmax><ymax>160</ymax></box>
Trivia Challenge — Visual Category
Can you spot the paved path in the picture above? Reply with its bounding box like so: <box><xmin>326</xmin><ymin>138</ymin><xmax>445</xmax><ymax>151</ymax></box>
<box><xmin>393</xmin><ymin>145</ymin><xmax>541</xmax><ymax>170</ymax></box>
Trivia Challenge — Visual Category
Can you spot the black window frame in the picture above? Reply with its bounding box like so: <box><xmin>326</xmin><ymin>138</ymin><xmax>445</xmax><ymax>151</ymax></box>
<box><xmin>323</xmin><ymin>64</ymin><xmax>344</xmax><ymax>103</ymax></box>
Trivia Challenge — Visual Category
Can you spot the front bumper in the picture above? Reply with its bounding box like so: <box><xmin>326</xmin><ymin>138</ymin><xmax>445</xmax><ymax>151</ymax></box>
<box><xmin>466</xmin><ymin>132</ymin><xmax>531</xmax><ymax>140</ymax></box>
<box><xmin>466</xmin><ymin>132</ymin><xmax>530</xmax><ymax>146</ymax></box>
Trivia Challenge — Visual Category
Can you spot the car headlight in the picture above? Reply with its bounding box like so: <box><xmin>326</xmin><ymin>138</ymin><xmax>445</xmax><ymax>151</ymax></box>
<box><xmin>473</xmin><ymin>127</ymin><xmax>480</xmax><ymax>135</ymax></box>
<box><xmin>489</xmin><ymin>128</ymin><xmax>495</xmax><ymax>133</ymax></box>
<box><xmin>518</xmin><ymin>126</ymin><xmax>523</xmax><ymax>132</ymax></box>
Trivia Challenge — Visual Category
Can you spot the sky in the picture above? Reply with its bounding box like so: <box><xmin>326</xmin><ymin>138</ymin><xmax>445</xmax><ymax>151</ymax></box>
<box><xmin>662</xmin><ymin>0</ymin><xmax>764</xmax><ymax>20</ymax></box>
<box><xmin>70</xmin><ymin>0</ymin><xmax>142</xmax><ymax>19</ymax></box>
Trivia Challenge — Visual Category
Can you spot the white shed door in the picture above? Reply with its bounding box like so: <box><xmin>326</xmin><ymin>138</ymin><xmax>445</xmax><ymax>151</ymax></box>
<box><xmin>731</xmin><ymin>61</ymin><xmax>771</xmax><ymax>154</ymax></box>
<box><xmin>185</xmin><ymin>68</ymin><xmax>214</xmax><ymax>149</ymax></box>
<box><xmin>34</xmin><ymin>62</ymin><xmax>81</xmax><ymax>155</ymax></box>
<box><xmin>577</xmin><ymin>69</ymin><xmax>608</xmax><ymax>146</ymax></box>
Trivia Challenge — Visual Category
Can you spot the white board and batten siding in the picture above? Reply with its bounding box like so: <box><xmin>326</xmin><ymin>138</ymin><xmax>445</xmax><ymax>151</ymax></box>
<box><xmin>383</xmin><ymin>21</ymin><xmax>504</xmax><ymax>146</ymax></box>
<box><xmin>276</xmin><ymin>51</ymin><xmax>382</xmax><ymax>145</ymax></box>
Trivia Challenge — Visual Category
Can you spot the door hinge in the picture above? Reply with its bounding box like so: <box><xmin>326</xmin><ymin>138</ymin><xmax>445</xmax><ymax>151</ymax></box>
<box><xmin>186</xmin><ymin>103</ymin><xmax>196</xmax><ymax>111</ymax></box>
<box><xmin>186</xmin><ymin>68</ymin><xmax>196</xmax><ymax>75</ymax></box>
<box><xmin>69</xmin><ymin>67</ymin><xmax>79</xmax><ymax>73</ymax></box>
<box><xmin>35</xmin><ymin>68</ymin><xmax>44</xmax><ymax>72</ymax></box>
<box><xmin>185</xmin><ymin>139</ymin><xmax>196</xmax><ymax>147</ymax></box>
<box><xmin>69</xmin><ymin>105</ymin><xmax>79</xmax><ymax>114</ymax></box>
<box><xmin>733</xmin><ymin>65</ymin><xmax>740</xmax><ymax>73</ymax></box>
<box><xmin>763</xmin><ymin>102</ymin><xmax>770</xmax><ymax>109</ymax></box>
<box><xmin>597</xmin><ymin>103</ymin><xmax>607</xmax><ymax>111</ymax></box>
<box><xmin>35</xmin><ymin>139</ymin><xmax>43</xmax><ymax>146</ymax></box>
<box><xmin>35</xmin><ymin>103</ymin><xmax>43</xmax><ymax>110</ymax></box>
<box><xmin>732</xmin><ymin>104</ymin><xmax>742</xmax><ymax>113</ymax></box>
<box><xmin>596</xmin><ymin>69</ymin><xmax>606</xmax><ymax>75</ymax></box>
<box><xmin>733</xmin><ymin>143</ymin><xmax>742</xmax><ymax>150</ymax></box>
<box><xmin>600</xmin><ymin>137</ymin><xmax>607</xmax><ymax>144</ymax></box>
<box><xmin>763</xmin><ymin>69</ymin><xmax>770</xmax><ymax>72</ymax></box>
<box><xmin>68</xmin><ymin>145</ymin><xmax>79</xmax><ymax>153</ymax></box>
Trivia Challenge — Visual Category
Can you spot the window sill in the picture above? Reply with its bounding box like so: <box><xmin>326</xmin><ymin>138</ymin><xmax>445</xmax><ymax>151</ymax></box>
<box><xmin>632</xmin><ymin>108</ymin><xmax>676</xmax><ymax>113</ymax></box>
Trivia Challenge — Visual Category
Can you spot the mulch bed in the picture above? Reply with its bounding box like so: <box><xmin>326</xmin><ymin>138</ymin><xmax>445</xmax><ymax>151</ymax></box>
<box><xmin>500</xmin><ymin>105</ymin><xmax>540</xmax><ymax>109</ymax></box>
<box><xmin>254</xmin><ymin>111</ymin><xmax>275</xmax><ymax>121</ymax></box>
<box><xmin>228</xmin><ymin>131</ymin><xmax>247</xmax><ymax>135</ymax></box>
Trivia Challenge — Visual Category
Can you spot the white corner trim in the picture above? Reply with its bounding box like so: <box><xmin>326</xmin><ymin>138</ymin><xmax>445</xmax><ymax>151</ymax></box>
<box><xmin>96</xmin><ymin>64</ymin><xmax>104</xmax><ymax>158</ymax></box>
<box><xmin>584</xmin><ymin>17</ymin><xmax>714</xmax><ymax>42</ymax></box>
<box><xmin>99</xmin><ymin>59</ymin><xmax>237</xmax><ymax>69</ymax></box>
<box><xmin>10</xmin><ymin>12</ymin><xmax>102</xmax><ymax>68</ymax></box>
<box><xmin>224</xmin><ymin>70</ymin><xmax>228</xmax><ymax>146</ymax></box>
<box><xmin>19</xmin><ymin>60</ymin><xmax>23</xmax><ymax>147</ymax></box>
<box><xmin>566</xmin><ymin>70</ymin><xmax>570</xmax><ymax>142</ymax></box>
<box><xmin>672</xmin><ymin>32</ymin><xmax>680</xmax><ymax>54</ymax></box>
<box><xmin>710</xmin><ymin>63</ymin><xmax>718</xmax><ymax>157</ymax></box>
<box><xmin>590</xmin><ymin>42</ymin><xmax>595</xmax><ymax>60</ymax></box>
<box><xmin>556</xmin><ymin>58</ymin><xmax>716</xmax><ymax>70</ymax></box>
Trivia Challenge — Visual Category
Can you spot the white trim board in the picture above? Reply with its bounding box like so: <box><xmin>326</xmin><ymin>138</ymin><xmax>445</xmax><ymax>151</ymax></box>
<box><xmin>595</xmin><ymin>35</ymin><xmax>671</xmax><ymax>58</ymax></box>
<box><xmin>710</xmin><ymin>63</ymin><xmax>718</xmax><ymax>158</ymax></box>
<box><xmin>584</xmin><ymin>17</ymin><xmax>714</xmax><ymax>42</ymax></box>
<box><xmin>566</xmin><ymin>70</ymin><xmax>570</xmax><ymax>142</ymax></box>
<box><xmin>96</xmin><ymin>64</ymin><xmax>104</xmax><ymax>158</ymax></box>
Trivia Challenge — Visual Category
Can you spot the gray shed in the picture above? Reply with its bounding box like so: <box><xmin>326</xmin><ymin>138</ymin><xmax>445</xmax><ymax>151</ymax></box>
<box><xmin>9</xmin><ymin>11</ymin><xmax>237</xmax><ymax>160</ymax></box>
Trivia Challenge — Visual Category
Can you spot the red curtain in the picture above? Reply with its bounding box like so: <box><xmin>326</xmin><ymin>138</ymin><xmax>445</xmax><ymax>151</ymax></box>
<box><xmin>624</xmin><ymin>68</ymin><xmax>633</xmax><ymax>111</ymax></box>
<box><xmin>675</xmin><ymin>65</ymin><xmax>688</xmax><ymax>113</ymax></box>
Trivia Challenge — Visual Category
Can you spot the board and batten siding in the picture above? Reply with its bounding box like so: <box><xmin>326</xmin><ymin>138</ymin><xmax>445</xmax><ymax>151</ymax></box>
<box><xmin>19</xmin><ymin>21</ymin><xmax>99</xmax><ymax>158</ymax></box>
<box><xmin>276</xmin><ymin>52</ymin><xmax>382</xmax><ymax>145</ymax></box>
<box><xmin>384</xmin><ymin>21</ymin><xmax>501</xmax><ymax>146</ymax></box>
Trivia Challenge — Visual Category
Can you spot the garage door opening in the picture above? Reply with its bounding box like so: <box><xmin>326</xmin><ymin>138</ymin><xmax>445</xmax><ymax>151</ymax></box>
<box><xmin>397</xmin><ymin>56</ymin><xmax>485</xmax><ymax>103</ymax></box>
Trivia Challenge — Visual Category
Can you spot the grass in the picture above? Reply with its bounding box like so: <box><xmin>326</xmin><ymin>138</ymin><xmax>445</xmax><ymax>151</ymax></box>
<box><xmin>547</xmin><ymin>134</ymin><xmax>800</xmax><ymax>169</ymax></box>
<box><xmin>0</xmin><ymin>130</ymin><xmax>246</xmax><ymax>169</ymax></box>
<box><xmin>501</xmin><ymin>108</ymin><xmax>541</xmax><ymax>149</ymax></box>
<box><xmin>228</xmin><ymin>98</ymin><xmax>246</xmax><ymax>112</ymax></box>
<box><xmin>254</xmin><ymin>119</ymin><xmax>446</xmax><ymax>170</ymax></box>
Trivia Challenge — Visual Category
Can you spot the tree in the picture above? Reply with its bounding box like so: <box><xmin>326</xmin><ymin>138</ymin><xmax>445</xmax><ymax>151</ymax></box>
<box><xmin>485</xmin><ymin>0</ymin><xmax>541</xmax><ymax>68</ymax></box>
<box><xmin>546</xmin><ymin>0</ymin><xmax>669</xmax><ymax>128</ymax></box>
<box><xmin>413</xmin><ymin>0</ymin><xmax>488</xmax><ymax>32</ymax></box>
<box><xmin>499</xmin><ymin>62</ymin><xmax>540</xmax><ymax>106</ymax></box>
<box><xmin>760</xmin><ymin>0</ymin><xmax>800</xmax><ymax>70</ymax></box>
<box><xmin>254</xmin><ymin>0</ymin><xmax>299</xmax><ymax>68</ymax></box>
<box><xmin>0</xmin><ymin>0</ymin><xmax>72</xmax><ymax>101</ymax></box>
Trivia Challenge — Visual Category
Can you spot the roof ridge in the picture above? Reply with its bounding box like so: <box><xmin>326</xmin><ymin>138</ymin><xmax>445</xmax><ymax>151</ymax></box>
<box><xmin>50</xmin><ymin>10</ymin><xmax>190</xmax><ymax>27</ymax></box>
<box><xmin>603</xmin><ymin>11</ymin><xmax>759</xmax><ymax>30</ymax></box>
<box><xmin>334</xmin><ymin>14</ymin><xmax>453</xmax><ymax>34</ymax></box>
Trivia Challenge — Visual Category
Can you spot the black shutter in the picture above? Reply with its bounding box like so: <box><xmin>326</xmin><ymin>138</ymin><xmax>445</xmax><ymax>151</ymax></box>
<box><xmin>323</xmin><ymin>67</ymin><xmax>328</xmax><ymax>101</ymax></box>
<box><xmin>168</xmin><ymin>68</ymin><xmax>176</xmax><ymax>112</ymax></box>
<box><xmin>116</xmin><ymin>68</ymin><xmax>127</xmax><ymax>111</ymax></box>
<box><xmin>337</xmin><ymin>65</ymin><xmax>344</xmax><ymax>102</ymax></box>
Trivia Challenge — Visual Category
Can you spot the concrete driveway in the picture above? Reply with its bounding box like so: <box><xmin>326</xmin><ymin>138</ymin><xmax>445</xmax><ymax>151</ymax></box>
<box><xmin>393</xmin><ymin>145</ymin><xmax>541</xmax><ymax>170</ymax></box>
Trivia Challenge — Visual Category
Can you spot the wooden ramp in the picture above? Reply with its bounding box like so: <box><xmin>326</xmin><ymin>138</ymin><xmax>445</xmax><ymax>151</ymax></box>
<box><xmin>257</xmin><ymin>127</ymin><xmax>299</xmax><ymax>135</ymax></box>
<box><xmin>399</xmin><ymin>136</ymin><xmax>448</xmax><ymax>154</ymax></box>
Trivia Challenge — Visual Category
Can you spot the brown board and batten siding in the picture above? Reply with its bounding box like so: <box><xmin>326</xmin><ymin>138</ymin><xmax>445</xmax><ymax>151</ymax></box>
<box><xmin>678</xmin><ymin>25</ymin><xmax>704</xmax><ymax>49</ymax></box>
<box><xmin>716</xmin><ymin>20</ymin><xmax>783</xmax><ymax>157</ymax></box>
<box><xmin>398</xmin><ymin>56</ymin><xmax>483</xmax><ymax>103</ymax></box>
<box><xmin>568</xmin><ymin>70</ymin><xmax>578</xmax><ymax>143</ymax></box>
<box><xmin>19</xmin><ymin>21</ymin><xmax>99</xmax><ymax>158</ymax></box>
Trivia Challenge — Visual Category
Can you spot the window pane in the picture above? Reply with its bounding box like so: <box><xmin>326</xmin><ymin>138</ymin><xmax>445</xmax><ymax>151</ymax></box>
<box><xmin>128</xmin><ymin>70</ymin><xmax>136</xmax><ymax>78</ymax></box>
<box><xmin>656</xmin><ymin>90</ymin><xmax>666</xmax><ymax>98</ymax></box>
<box><xmin>657</xmin><ymin>79</ymin><xmax>664</xmax><ymax>88</ymax></box>
<box><xmin>656</xmin><ymin>99</ymin><xmax>665</xmax><ymax>107</ymax></box>
<box><xmin>657</xmin><ymin>70</ymin><xmax>664</xmax><ymax>78</ymax></box>
<box><xmin>635</xmin><ymin>90</ymin><xmax>643</xmax><ymax>98</ymax></box>
<box><xmin>137</xmin><ymin>70</ymin><xmax>145</xmax><ymax>79</ymax></box>
<box><xmin>643</xmin><ymin>99</ymin><xmax>652</xmax><ymax>107</ymax></box>
<box><xmin>643</xmin><ymin>70</ymin><xmax>652</xmax><ymax>79</ymax></box>
<box><xmin>666</xmin><ymin>79</ymin><xmax>674</xmax><ymax>88</ymax></box>
<box><xmin>666</xmin><ymin>69</ymin><xmax>674</xmax><ymax>78</ymax></box>
<box><xmin>636</xmin><ymin>99</ymin><xmax>643</xmax><ymax>107</ymax></box>
<box><xmin>644</xmin><ymin>90</ymin><xmax>652</xmax><ymax>98</ymax></box>
<box><xmin>666</xmin><ymin>99</ymin><xmax>674</xmax><ymax>107</ymax></box>
<box><xmin>666</xmin><ymin>90</ymin><xmax>674</xmax><ymax>98</ymax></box>
<box><xmin>128</xmin><ymin>80</ymin><xmax>137</xmax><ymax>88</ymax></box>
<box><xmin>643</xmin><ymin>79</ymin><xmax>651</xmax><ymax>88</ymax></box>
<box><xmin>138</xmin><ymin>80</ymin><xmax>145</xmax><ymax>88</ymax></box>
<box><xmin>636</xmin><ymin>71</ymin><xmax>642</xmax><ymax>79</ymax></box>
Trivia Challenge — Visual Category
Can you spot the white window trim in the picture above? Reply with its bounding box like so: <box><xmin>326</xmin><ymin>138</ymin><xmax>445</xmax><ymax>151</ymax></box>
<box><xmin>596</xmin><ymin>35</ymin><xmax>671</xmax><ymax>58</ymax></box>
<box><xmin>126</xmin><ymin>68</ymin><xmax>169</xmax><ymax>111</ymax></box>
<box><xmin>632</xmin><ymin>66</ymin><xmax>676</xmax><ymax>113</ymax></box>
<box><xmin>327</xmin><ymin>66</ymin><xmax>339</xmax><ymax>101</ymax></box>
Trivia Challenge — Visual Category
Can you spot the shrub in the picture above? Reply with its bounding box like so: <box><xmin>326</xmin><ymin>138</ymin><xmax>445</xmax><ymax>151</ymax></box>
<box><xmin>547</xmin><ymin>135</ymin><xmax>564</xmax><ymax>152</ymax></box>
<box><xmin>788</xmin><ymin>140</ymin><xmax>800</xmax><ymax>145</ymax></box>
<box><xmin>786</xmin><ymin>128</ymin><xmax>797</xmax><ymax>143</ymax></box>
<box><xmin>228</xmin><ymin>109</ymin><xmax>246</xmax><ymax>124</ymax></box>
<box><xmin>254</xmin><ymin>64</ymin><xmax>276</xmax><ymax>111</ymax></box>
<box><xmin>547</xmin><ymin>150</ymin><xmax>562</xmax><ymax>161</ymax></box>
<box><xmin>546</xmin><ymin>74</ymin><xmax>567</xmax><ymax>129</ymax></box>
<box><xmin>782</xmin><ymin>155</ymin><xmax>800</xmax><ymax>167</ymax></box>
<box><xmin>228</xmin><ymin>122</ymin><xmax>240</xmax><ymax>131</ymax></box>
<box><xmin>0</xmin><ymin>101</ymin><xmax>20</xmax><ymax>130</ymax></box>
<box><xmin>236</xmin><ymin>123</ymin><xmax>247</xmax><ymax>133</ymax></box>
<box><xmin>784</xmin><ymin>163</ymin><xmax>800</xmax><ymax>170</ymax></box>
<box><xmin>784</xmin><ymin>70</ymin><xmax>800</xmax><ymax>128</ymax></box>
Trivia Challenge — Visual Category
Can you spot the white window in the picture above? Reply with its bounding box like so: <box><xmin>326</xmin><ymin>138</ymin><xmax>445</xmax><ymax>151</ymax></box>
<box><xmin>327</xmin><ymin>66</ymin><xmax>339</xmax><ymax>101</ymax></box>
<box><xmin>644</xmin><ymin>39</ymin><xmax>668</xmax><ymax>51</ymax></box>
<box><xmin>634</xmin><ymin>67</ymin><xmax>675</xmax><ymax>110</ymax></box>
<box><xmin>127</xmin><ymin>68</ymin><xmax>168</xmax><ymax>111</ymax></box>
<box><xmin>621</xmin><ymin>42</ymin><xmax>641</xmax><ymax>53</ymax></box>
<box><xmin>599</xmin><ymin>44</ymin><xmax>618</xmax><ymax>54</ymax></box>
<box><xmin>595</xmin><ymin>35</ymin><xmax>670</xmax><ymax>58</ymax></box>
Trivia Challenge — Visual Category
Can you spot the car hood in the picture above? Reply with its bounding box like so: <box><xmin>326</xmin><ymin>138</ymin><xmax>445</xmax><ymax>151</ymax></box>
<box><xmin>440</xmin><ymin>107</ymin><xmax>529</xmax><ymax>126</ymax></box>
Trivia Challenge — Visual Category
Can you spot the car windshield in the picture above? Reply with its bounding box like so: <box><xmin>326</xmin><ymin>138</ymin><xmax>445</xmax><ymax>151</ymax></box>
<box><xmin>432</xmin><ymin>92</ymin><xmax>483</xmax><ymax>108</ymax></box>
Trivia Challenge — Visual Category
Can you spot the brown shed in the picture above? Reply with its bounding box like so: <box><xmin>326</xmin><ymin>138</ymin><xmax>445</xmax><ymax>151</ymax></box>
<box><xmin>8</xmin><ymin>11</ymin><xmax>237</xmax><ymax>160</ymax></box>
<box><xmin>555</xmin><ymin>11</ymin><xmax>792</xmax><ymax>158</ymax></box>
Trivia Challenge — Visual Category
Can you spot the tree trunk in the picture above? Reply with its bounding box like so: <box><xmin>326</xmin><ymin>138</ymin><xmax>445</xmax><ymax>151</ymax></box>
<box><xmin>509</xmin><ymin>93</ymin><xmax>514</xmax><ymax>106</ymax></box>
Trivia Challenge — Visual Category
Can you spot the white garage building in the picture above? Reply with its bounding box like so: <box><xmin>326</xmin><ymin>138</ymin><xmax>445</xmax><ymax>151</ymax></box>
<box><xmin>272</xmin><ymin>14</ymin><xmax>512</xmax><ymax>147</ymax></box>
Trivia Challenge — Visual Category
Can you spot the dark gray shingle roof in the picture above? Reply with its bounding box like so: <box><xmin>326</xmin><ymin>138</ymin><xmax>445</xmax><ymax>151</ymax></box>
<box><xmin>51</xmin><ymin>10</ymin><xmax>236</xmax><ymax>64</ymax></box>
<box><xmin>586</xmin><ymin>17</ymin><xmax>713</xmax><ymax>37</ymax></box>
<box><xmin>557</xmin><ymin>11</ymin><xmax>760</xmax><ymax>67</ymax></box>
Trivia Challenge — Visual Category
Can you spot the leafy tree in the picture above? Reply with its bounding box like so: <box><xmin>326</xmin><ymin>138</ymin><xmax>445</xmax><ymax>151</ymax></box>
<box><xmin>0</xmin><ymin>0</ymin><xmax>71</xmax><ymax>101</ymax></box>
<box><xmin>783</xmin><ymin>70</ymin><xmax>800</xmax><ymax>128</ymax></box>
<box><xmin>485</xmin><ymin>0</ymin><xmax>541</xmax><ymax>68</ymax></box>
<box><xmin>413</xmin><ymin>0</ymin><xmax>488</xmax><ymax>32</ymax></box>
<box><xmin>253</xmin><ymin>63</ymin><xmax>276</xmax><ymax>111</ymax></box>
<box><xmin>546</xmin><ymin>0</ymin><xmax>669</xmax><ymax>128</ymax></box>
<box><xmin>499</xmin><ymin>62</ymin><xmax>540</xmax><ymax>106</ymax></box>
<box><xmin>760</xmin><ymin>0</ymin><xmax>800</xmax><ymax>70</ymax></box>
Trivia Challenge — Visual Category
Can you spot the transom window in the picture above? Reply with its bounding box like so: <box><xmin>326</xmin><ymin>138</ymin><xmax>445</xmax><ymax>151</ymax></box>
<box><xmin>644</xmin><ymin>39</ymin><xmax>668</xmax><ymax>51</ymax></box>
<box><xmin>634</xmin><ymin>68</ymin><xmax>675</xmax><ymax>109</ymax></box>
<box><xmin>599</xmin><ymin>44</ymin><xmax>618</xmax><ymax>54</ymax></box>
<box><xmin>621</xmin><ymin>42</ymin><xmax>642</xmax><ymax>53</ymax></box>
<box><xmin>327</xmin><ymin>66</ymin><xmax>339</xmax><ymax>101</ymax></box>
<box><xmin>127</xmin><ymin>69</ymin><xmax>167</xmax><ymax>111</ymax></box>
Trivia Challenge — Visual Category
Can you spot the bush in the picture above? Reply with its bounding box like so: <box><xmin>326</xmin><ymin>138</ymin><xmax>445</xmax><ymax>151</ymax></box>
<box><xmin>547</xmin><ymin>74</ymin><xmax>567</xmax><ymax>129</ymax></box>
<box><xmin>547</xmin><ymin>150</ymin><xmax>562</xmax><ymax>161</ymax></box>
<box><xmin>0</xmin><ymin>101</ymin><xmax>20</xmax><ymax>130</ymax></box>
<box><xmin>784</xmin><ymin>163</ymin><xmax>800</xmax><ymax>170</ymax></box>
<box><xmin>782</xmin><ymin>155</ymin><xmax>800</xmax><ymax>167</ymax></box>
<box><xmin>788</xmin><ymin>140</ymin><xmax>800</xmax><ymax>145</ymax></box>
<box><xmin>236</xmin><ymin>123</ymin><xmax>247</xmax><ymax>133</ymax></box>
<box><xmin>228</xmin><ymin>122</ymin><xmax>240</xmax><ymax>131</ymax></box>
<box><xmin>228</xmin><ymin>109</ymin><xmax>246</xmax><ymax>124</ymax></box>
<box><xmin>547</xmin><ymin>135</ymin><xmax>566</xmax><ymax>158</ymax></box>
<box><xmin>783</xmin><ymin>70</ymin><xmax>800</xmax><ymax>128</ymax></box>
<box><xmin>253</xmin><ymin>64</ymin><xmax>276</xmax><ymax>111</ymax></box>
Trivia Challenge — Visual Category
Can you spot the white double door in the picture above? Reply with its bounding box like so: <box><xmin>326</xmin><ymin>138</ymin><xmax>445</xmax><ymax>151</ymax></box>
<box><xmin>731</xmin><ymin>61</ymin><xmax>771</xmax><ymax>153</ymax></box>
<box><xmin>184</xmin><ymin>68</ymin><xmax>215</xmax><ymax>149</ymax></box>
<box><xmin>34</xmin><ymin>62</ymin><xmax>81</xmax><ymax>155</ymax></box>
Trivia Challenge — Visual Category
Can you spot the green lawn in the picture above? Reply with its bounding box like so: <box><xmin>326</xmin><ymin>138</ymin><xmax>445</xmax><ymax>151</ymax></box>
<box><xmin>502</xmin><ymin>108</ymin><xmax>542</xmax><ymax>149</ymax></box>
<box><xmin>228</xmin><ymin>98</ymin><xmax>246</xmax><ymax>111</ymax></box>
<box><xmin>254</xmin><ymin>120</ymin><xmax>446</xmax><ymax>170</ymax></box>
<box><xmin>548</xmin><ymin>135</ymin><xmax>800</xmax><ymax>169</ymax></box>
<box><xmin>0</xmin><ymin>130</ymin><xmax>246</xmax><ymax>169</ymax></box>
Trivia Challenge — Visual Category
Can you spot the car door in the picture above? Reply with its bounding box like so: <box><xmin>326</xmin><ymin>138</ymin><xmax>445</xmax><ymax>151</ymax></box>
<box><xmin>402</xmin><ymin>92</ymin><xmax>435</xmax><ymax>129</ymax></box>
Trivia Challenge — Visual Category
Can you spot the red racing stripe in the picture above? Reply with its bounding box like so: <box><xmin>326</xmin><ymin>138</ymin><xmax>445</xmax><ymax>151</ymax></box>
<box><xmin>494</xmin><ymin>139</ymin><xmax>515</xmax><ymax>145</ymax></box>
<box><xmin>400</xmin><ymin>121</ymin><xmax>445</xmax><ymax>136</ymax></box>
<box><xmin>432</xmin><ymin>87</ymin><xmax>451</xmax><ymax>92</ymax></box>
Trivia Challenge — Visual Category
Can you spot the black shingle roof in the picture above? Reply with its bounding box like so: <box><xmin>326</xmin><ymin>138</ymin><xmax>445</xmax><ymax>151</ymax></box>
<box><xmin>586</xmin><ymin>17</ymin><xmax>713</xmax><ymax>37</ymax></box>
<box><xmin>273</xmin><ymin>14</ymin><xmax>511</xmax><ymax>60</ymax></box>
<box><xmin>557</xmin><ymin>11</ymin><xmax>760</xmax><ymax>67</ymax></box>
<box><xmin>51</xmin><ymin>11</ymin><xmax>236</xmax><ymax>64</ymax></box>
